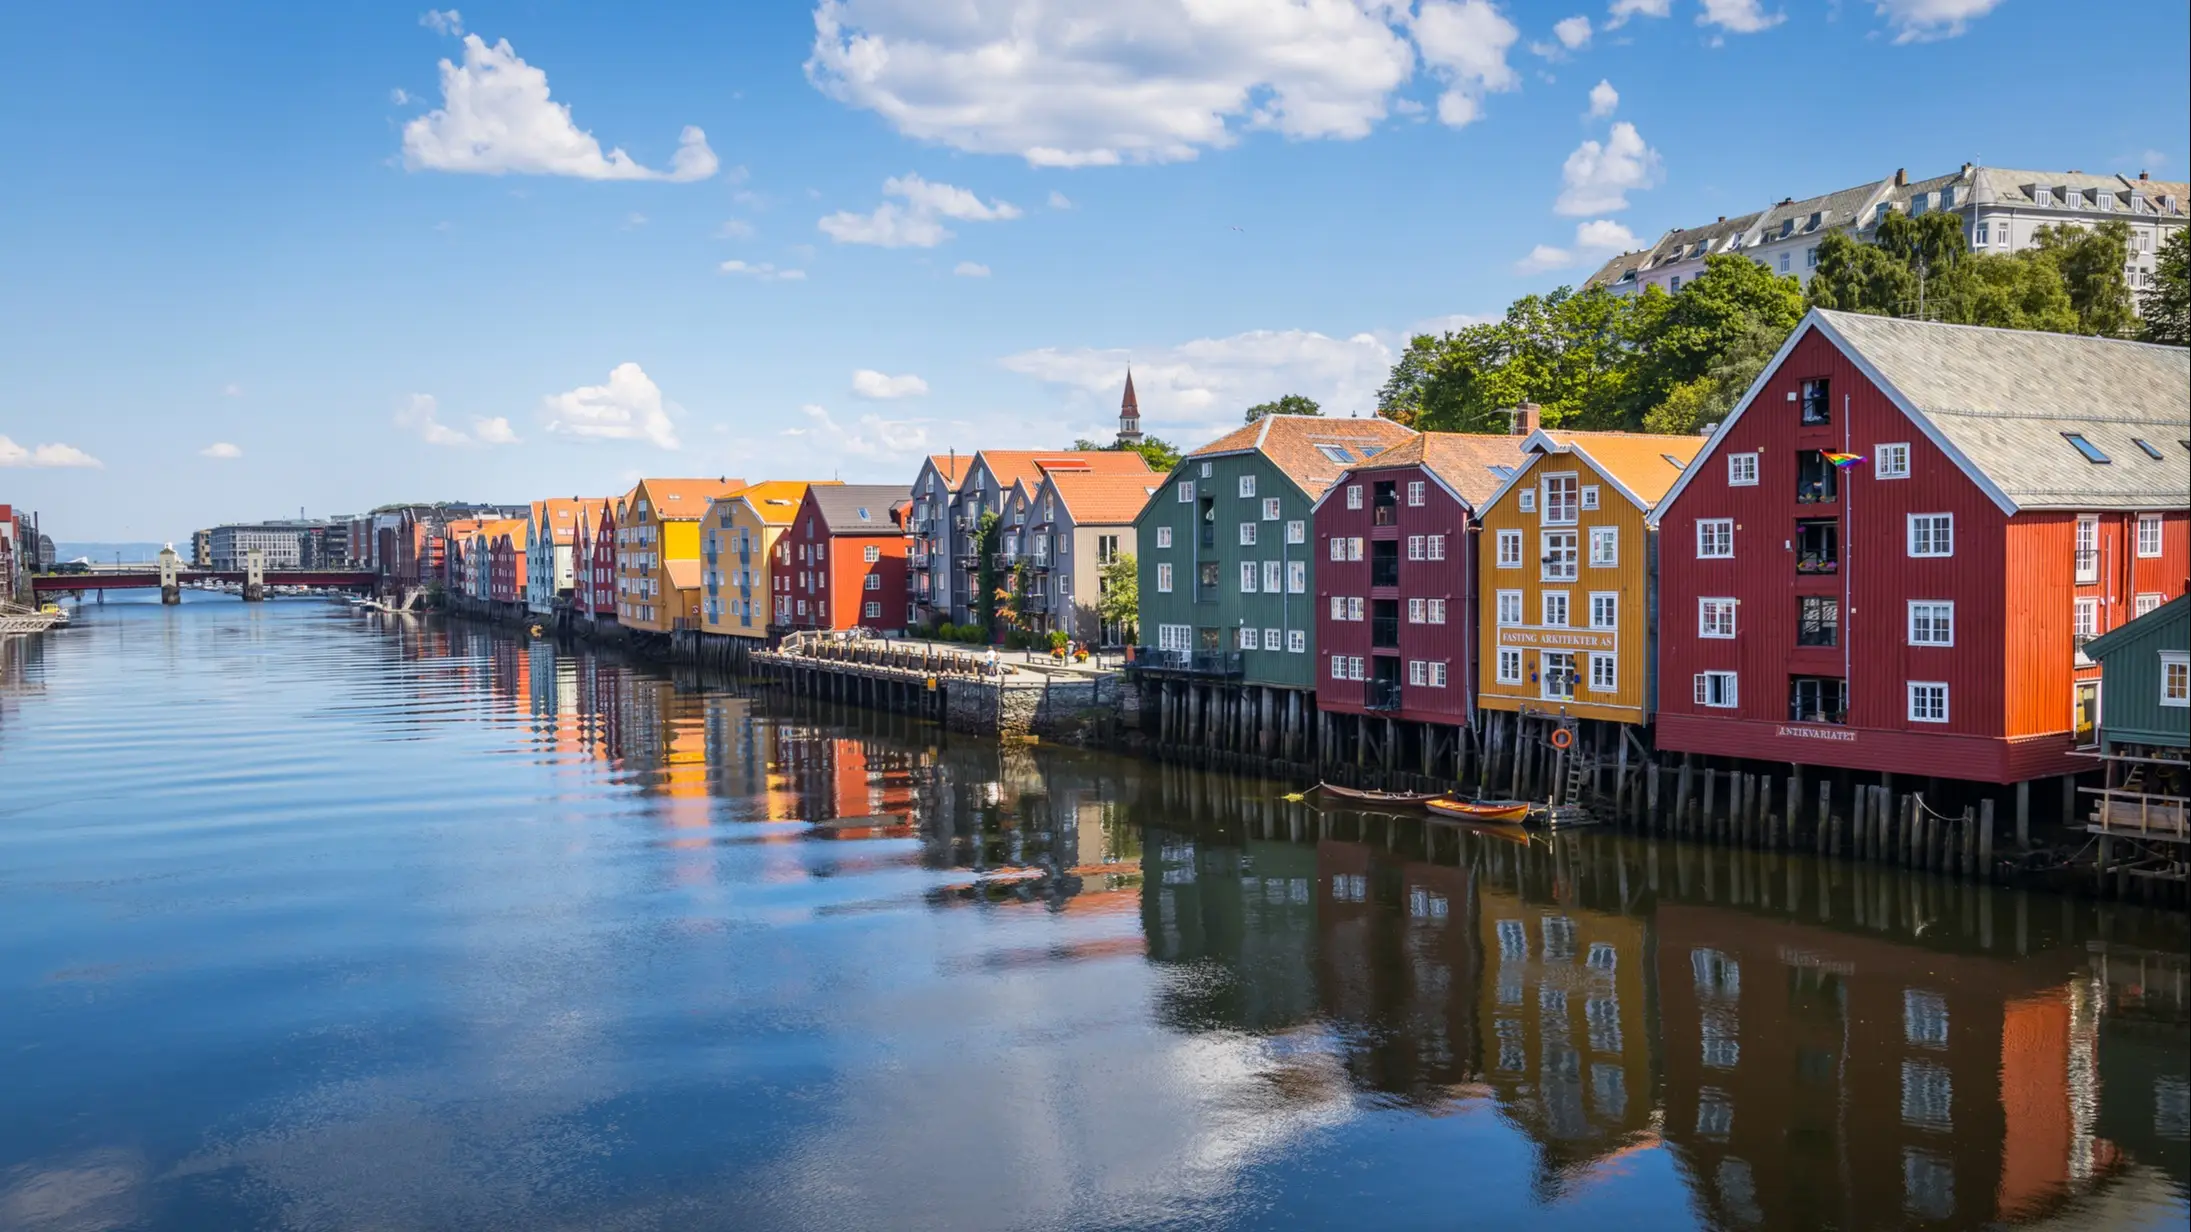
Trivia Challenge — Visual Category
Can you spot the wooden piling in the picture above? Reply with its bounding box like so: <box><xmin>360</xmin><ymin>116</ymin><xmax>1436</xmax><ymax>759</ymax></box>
<box><xmin>1978</xmin><ymin>798</ymin><xmax>1996</xmax><ymax>882</ymax></box>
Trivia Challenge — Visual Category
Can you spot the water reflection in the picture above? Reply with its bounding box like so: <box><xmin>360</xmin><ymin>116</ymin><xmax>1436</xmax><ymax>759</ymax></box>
<box><xmin>0</xmin><ymin>603</ymin><xmax>2183</xmax><ymax>1230</ymax></box>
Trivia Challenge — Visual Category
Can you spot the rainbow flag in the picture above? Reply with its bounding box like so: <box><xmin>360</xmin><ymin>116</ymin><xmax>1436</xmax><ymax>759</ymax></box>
<box><xmin>1821</xmin><ymin>451</ymin><xmax>1865</xmax><ymax>468</ymax></box>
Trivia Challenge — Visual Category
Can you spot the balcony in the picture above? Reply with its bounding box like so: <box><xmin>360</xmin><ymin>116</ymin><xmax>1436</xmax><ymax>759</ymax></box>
<box><xmin>1370</xmin><ymin>540</ymin><xmax>1400</xmax><ymax>588</ymax></box>
<box><xmin>1132</xmin><ymin>648</ymin><xmax>1244</xmax><ymax>677</ymax></box>
<box><xmin>2074</xmin><ymin>548</ymin><xmax>2098</xmax><ymax>584</ymax></box>
<box><xmin>1371</xmin><ymin>600</ymin><xmax>1400</xmax><ymax>649</ymax></box>
<box><xmin>1796</xmin><ymin>596</ymin><xmax>1840</xmax><ymax>647</ymax></box>
<box><xmin>1788</xmin><ymin>676</ymin><xmax>1848</xmax><ymax>725</ymax></box>
<box><xmin>1031</xmin><ymin>553</ymin><xmax>1050</xmax><ymax>568</ymax></box>
<box><xmin>1797</xmin><ymin>451</ymin><xmax>1840</xmax><ymax>504</ymax></box>
<box><xmin>1365</xmin><ymin>678</ymin><xmax>1403</xmax><ymax>711</ymax></box>
<box><xmin>908</xmin><ymin>551</ymin><xmax>929</xmax><ymax>568</ymax></box>
<box><xmin>1795</xmin><ymin>518</ymin><xmax>1840</xmax><ymax>575</ymax></box>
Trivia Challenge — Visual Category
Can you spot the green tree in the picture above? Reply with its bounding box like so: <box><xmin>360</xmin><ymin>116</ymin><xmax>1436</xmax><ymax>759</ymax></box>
<box><xmin>1807</xmin><ymin>229</ymin><xmax>1919</xmax><ymax>316</ymax></box>
<box><xmin>1243</xmin><ymin>394</ymin><xmax>1322</xmax><ymax>422</ymax></box>
<box><xmin>1096</xmin><ymin>552</ymin><xmax>1138</xmax><ymax>643</ymax></box>
<box><xmin>1640</xmin><ymin>317</ymin><xmax>1782</xmax><ymax>436</ymax></box>
<box><xmin>2033</xmin><ymin>220</ymin><xmax>2136</xmax><ymax>337</ymax></box>
<box><xmin>2141</xmin><ymin>227</ymin><xmax>2189</xmax><ymax>346</ymax></box>
<box><xmin>1874</xmin><ymin>210</ymin><xmax>1971</xmax><ymax>281</ymax></box>
<box><xmin>1068</xmin><ymin>435</ymin><xmax>1184</xmax><ymax>474</ymax></box>
<box><xmin>971</xmin><ymin>510</ymin><xmax>1001</xmax><ymax>641</ymax></box>
<box><xmin>1376</xmin><ymin>285</ymin><xmax>1669</xmax><ymax>434</ymax></box>
<box><xmin>1637</xmin><ymin>253</ymin><xmax>1806</xmax><ymax>402</ymax></box>
<box><xmin>1936</xmin><ymin>251</ymin><xmax>2078</xmax><ymax>332</ymax></box>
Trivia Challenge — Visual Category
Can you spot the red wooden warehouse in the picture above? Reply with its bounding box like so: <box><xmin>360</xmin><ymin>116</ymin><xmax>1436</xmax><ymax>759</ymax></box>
<box><xmin>781</xmin><ymin>484</ymin><xmax>913</xmax><ymax>633</ymax></box>
<box><xmin>1650</xmin><ymin>309</ymin><xmax>2190</xmax><ymax>784</ymax></box>
<box><xmin>1312</xmin><ymin>432</ymin><xmax>1526</xmax><ymax>732</ymax></box>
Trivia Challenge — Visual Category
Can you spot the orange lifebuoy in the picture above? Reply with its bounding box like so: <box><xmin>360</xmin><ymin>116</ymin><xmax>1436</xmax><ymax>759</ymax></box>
<box><xmin>1550</xmin><ymin>727</ymin><xmax>1575</xmax><ymax>750</ymax></box>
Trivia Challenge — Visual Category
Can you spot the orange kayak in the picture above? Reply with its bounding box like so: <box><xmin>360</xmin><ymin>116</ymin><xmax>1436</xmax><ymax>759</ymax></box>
<box><xmin>1425</xmin><ymin>797</ymin><xmax>1530</xmax><ymax>825</ymax></box>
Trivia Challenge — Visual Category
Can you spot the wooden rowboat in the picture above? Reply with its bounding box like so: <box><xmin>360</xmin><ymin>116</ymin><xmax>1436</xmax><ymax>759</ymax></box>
<box><xmin>1425</xmin><ymin>797</ymin><xmax>1531</xmax><ymax>825</ymax></box>
<box><xmin>1314</xmin><ymin>782</ymin><xmax>1445</xmax><ymax>806</ymax></box>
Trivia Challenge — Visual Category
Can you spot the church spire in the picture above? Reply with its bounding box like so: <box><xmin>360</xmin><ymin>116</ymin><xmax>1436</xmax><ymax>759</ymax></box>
<box><xmin>1115</xmin><ymin>368</ymin><xmax>1143</xmax><ymax>446</ymax></box>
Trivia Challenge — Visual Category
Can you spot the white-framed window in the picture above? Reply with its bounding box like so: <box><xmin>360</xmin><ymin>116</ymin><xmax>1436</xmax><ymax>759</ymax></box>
<box><xmin>1542</xmin><ymin>591</ymin><xmax>1571</xmax><ymax>628</ymax></box>
<box><xmin>1698</xmin><ymin>519</ymin><xmax>1734</xmax><ymax>559</ymax></box>
<box><xmin>1286</xmin><ymin>519</ymin><xmax>1305</xmax><ymax>544</ymax></box>
<box><xmin>863</xmin><ymin>544</ymin><xmax>881</xmax><ymax>563</ymax></box>
<box><xmin>2161</xmin><ymin>653</ymin><xmax>2189</xmax><ymax>707</ymax></box>
<box><xmin>1496</xmin><ymin>649</ymin><xmax>1524</xmax><ymax>684</ymax></box>
<box><xmin>1262</xmin><ymin>560</ymin><xmax>1282</xmax><ymax>592</ymax></box>
<box><xmin>1176</xmin><ymin>481</ymin><xmax>1195</xmax><ymax>503</ymax></box>
<box><xmin>1778</xmin><ymin>252</ymin><xmax>1791</xmax><ymax>272</ymax></box>
<box><xmin>1238</xmin><ymin>627</ymin><xmax>1259</xmax><ymax>650</ymax></box>
<box><xmin>1331</xmin><ymin>655</ymin><xmax>1346</xmax><ymax>680</ymax></box>
<box><xmin>1156</xmin><ymin>563</ymin><xmax>1173</xmax><ymax>593</ymax></box>
<box><xmin>1428</xmin><ymin>661</ymin><xmax>1448</xmax><ymax>688</ymax></box>
<box><xmin>1973</xmin><ymin>221</ymin><xmax>1990</xmax><ymax>246</ymax></box>
<box><xmin>1542</xmin><ymin>473</ymin><xmax>1579</xmax><ymax>525</ymax></box>
<box><xmin>1700</xmin><ymin>598</ymin><xmax>1737</xmax><ymax>638</ymax></box>
<box><xmin>1408</xmin><ymin>659</ymin><xmax>1427</xmax><ymax>686</ymax></box>
<box><xmin>1329</xmin><ymin>535</ymin><xmax>1345</xmax><ymax>561</ymax></box>
<box><xmin>1542</xmin><ymin>531</ymin><xmax>1579</xmax><ymax>581</ymax></box>
<box><xmin>1589</xmin><ymin>592</ymin><xmax>1618</xmax><ymax>630</ymax></box>
<box><xmin>1581</xmin><ymin>485</ymin><xmax>1600</xmax><ymax>511</ymax></box>
<box><xmin>1154</xmin><ymin>526</ymin><xmax>1173</xmax><ymax>549</ymax></box>
<box><xmin>864</xmin><ymin>574</ymin><xmax>881</xmax><ymax>591</ymax></box>
<box><xmin>2074</xmin><ymin>598</ymin><xmax>2099</xmax><ymax>646</ymax></box>
<box><xmin>1407</xmin><ymin>534</ymin><xmax>1425</xmax><ymax>561</ymax></box>
<box><xmin>1408</xmin><ymin>480</ymin><xmax>1426</xmax><ymax>506</ymax></box>
<box><xmin>1158</xmin><ymin>623</ymin><xmax>1192</xmax><ymax>651</ymax></box>
<box><xmin>1589</xmin><ymin>526</ymin><xmax>1617</xmax><ymax>568</ymax></box>
<box><xmin>1909</xmin><ymin>601</ymin><xmax>1955</xmax><ymax>646</ymax></box>
<box><xmin>1428</xmin><ymin>534</ymin><xmax>1445</xmax><ymax>561</ymax></box>
<box><xmin>1200</xmin><ymin>462</ymin><xmax>1213</xmax><ymax>478</ymax></box>
<box><xmin>1876</xmin><ymin>443</ymin><xmax>1910</xmax><ymax>479</ymax></box>
<box><xmin>1908</xmin><ymin>682</ymin><xmax>1949</xmax><ymax>723</ymax></box>
<box><xmin>1497</xmin><ymin>590</ymin><xmax>1523</xmax><ymax>626</ymax></box>
<box><xmin>1519</xmin><ymin>489</ymin><xmax>1536</xmax><ymax>514</ymax></box>
<box><xmin>1694</xmin><ymin>672</ymin><xmax>1738</xmax><ymax>708</ymax></box>
<box><xmin>1347</xmin><ymin>537</ymin><xmax>1363</xmax><ymax>561</ymax></box>
<box><xmin>2137</xmin><ymin>514</ymin><xmax>2163</xmax><ymax>558</ymax></box>
<box><xmin>1408</xmin><ymin>597</ymin><xmax>1426</xmax><ymax>623</ymax></box>
<box><xmin>1239</xmin><ymin>562</ymin><xmax>1258</xmax><ymax>592</ymax></box>
<box><xmin>1239</xmin><ymin>522</ymin><xmax>1256</xmax><ymax>546</ymax></box>
<box><xmin>1497</xmin><ymin>529</ymin><xmax>1523</xmax><ymax>568</ymax></box>
<box><xmin>1590</xmin><ymin>653</ymin><xmax>1617</xmax><ymax>692</ymax></box>
<box><xmin>864</xmin><ymin>601</ymin><xmax>882</xmax><ymax>619</ymax></box>
<box><xmin>1239</xmin><ymin>475</ymin><xmax>1256</xmax><ymax>498</ymax></box>
<box><xmin>1288</xmin><ymin>561</ymin><xmax>1306</xmax><ymax>593</ymax></box>
<box><xmin>2135</xmin><ymin>593</ymin><xmax>2163</xmax><ymax>617</ymax></box>
<box><xmin>1264</xmin><ymin>627</ymin><xmax>1281</xmax><ymax>650</ymax></box>
<box><xmin>1288</xmin><ymin>629</ymin><xmax>1306</xmax><ymax>653</ymax></box>
<box><xmin>1346</xmin><ymin>484</ymin><xmax>1363</xmax><ymax>509</ymax></box>
<box><xmin>1347</xmin><ymin>597</ymin><xmax>1364</xmax><ymax>621</ymax></box>
<box><xmin>1806</xmin><ymin>245</ymin><xmax>1819</xmax><ymax>267</ymax></box>
<box><xmin>1329</xmin><ymin>596</ymin><xmax>1345</xmax><ymax>621</ymax></box>
<box><xmin>1426</xmin><ymin>599</ymin><xmax>1446</xmax><ymax>624</ymax></box>
<box><xmin>1727</xmin><ymin>453</ymin><xmax>1758</xmax><ymax>486</ymax></box>
<box><xmin>1908</xmin><ymin>514</ymin><xmax>1953</xmax><ymax>558</ymax></box>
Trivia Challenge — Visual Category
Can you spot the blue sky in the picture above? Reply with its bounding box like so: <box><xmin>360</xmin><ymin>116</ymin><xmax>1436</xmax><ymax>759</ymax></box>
<box><xmin>1</xmin><ymin>1</ymin><xmax>2183</xmax><ymax>540</ymax></box>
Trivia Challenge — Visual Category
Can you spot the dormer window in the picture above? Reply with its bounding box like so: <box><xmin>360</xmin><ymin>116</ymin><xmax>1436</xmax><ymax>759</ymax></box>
<box><xmin>2032</xmin><ymin>188</ymin><xmax>2052</xmax><ymax>207</ymax></box>
<box><xmin>1779</xmin><ymin>218</ymin><xmax>1794</xmax><ymax>238</ymax></box>
<box><xmin>2097</xmin><ymin>192</ymin><xmax>2113</xmax><ymax>211</ymax></box>
<box><xmin>2132</xmin><ymin>193</ymin><xmax>2148</xmax><ymax>212</ymax></box>
<box><xmin>1807</xmin><ymin>211</ymin><xmax>1822</xmax><ymax>230</ymax></box>
<box><xmin>1875</xmin><ymin>203</ymin><xmax>1893</xmax><ymax>224</ymax></box>
<box><xmin>1910</xmin><ymin>193</ymin><xmax>1928</xmax><ymax>216</ymax></box>
<box><xmin>2057</xmin><ymin>186</ymin><xmax>2078</xmax><ymax>207</ymax></box>
<box><xmin>1939</xmin><ymin>187</ymin><xmax>1955</xmax><ymax>209</ymax></box>
<box><xmin>2165</xmin><ymin>195</ymin><xmax>2181</xmax><ymax>213</ymax></box>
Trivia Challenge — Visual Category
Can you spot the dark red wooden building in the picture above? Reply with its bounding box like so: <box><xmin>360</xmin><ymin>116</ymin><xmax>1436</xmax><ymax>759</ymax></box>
<box><xmin>1312</xmin><ymin>432</ymin><xmax>1527</xmax><ymax>728</ymax></box>
<box><xmin>782</xmin><ymin>485</ymin><xmax>912</xmax><ymax>633</ymax></box>
<box><xmin>1650</xmin><ymin>309</ymin><xmax>2189</xmax><ymax>784</ymax></box>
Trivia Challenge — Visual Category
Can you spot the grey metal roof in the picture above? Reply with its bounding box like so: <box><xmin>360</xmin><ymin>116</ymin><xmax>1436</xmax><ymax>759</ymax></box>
<box><xmin>1816</xmin><ymin>310</ymin><xmax>2191</xmax><ymax>511</ymax></box>
<box><xmin>808</xmin><ymin>484</ymin><xmax>911</xmax><ymax>534</ymax></box>
<box><xmin>1748</xmin><ymin>180</ymin><xmax>1887</xmax><ymax>244</ymax></box>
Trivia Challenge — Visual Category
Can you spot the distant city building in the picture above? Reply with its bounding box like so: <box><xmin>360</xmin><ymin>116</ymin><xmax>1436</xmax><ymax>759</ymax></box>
<box><xmin>1587</xmin><ymin>165</ymin><xmax>2188</xmax><ymax>300</ymax></box>
<box><xmin>190</xmin><ymin>529</ymin><xmax>212</xmax><ymax>568</ymax></box>
<box><xmin>208</xmin><ymin>521</ymin><xmax>315</xmax><ymax>570</ymax></box>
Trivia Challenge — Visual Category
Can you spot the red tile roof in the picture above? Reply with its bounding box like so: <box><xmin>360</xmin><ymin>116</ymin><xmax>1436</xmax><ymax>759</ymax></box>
<box><xmin>975</xmin><ymin>449</ymin><xmax>1151</xmax><ymax>492</ymax></box>
<box><xmin>1042</xmin><ymin>471</ymin><xmax>1164</xmax><ymax>526</ymax></box>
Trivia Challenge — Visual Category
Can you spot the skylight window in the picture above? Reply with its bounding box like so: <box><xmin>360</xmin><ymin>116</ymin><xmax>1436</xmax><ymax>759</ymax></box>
<box><xmin>1314</xmin><ymin>444</ymin><xmax>1356</xmax><ymax>464</ymax></box>
<box><xmin>1488</xmin><ymin>465</ymin><xmax>1516</xmax><ymax>480</ymax></box>
<box><xmin>2061</xmin><ymin>433</ymin><xmax>2110</xmax><ymax>464</ymax></box>
<box><xmin>2132</xmin><ymin>438</ymin><xmax>2163</xmax><ymax>460</ymax></box>
<box><xmin>1359</xmin><ymin>444</ymin><xmax>1384</xmax><ymax>457</ymax></box>
<box><xmin>856</xmin><ymin>507</ymin><xmax>870</xmax><ymax>519</ymax></box>
<box><xmin>1662</xmin><ymin>454</ymin><xmax>1688</xmax><ymax>471</ymax></box>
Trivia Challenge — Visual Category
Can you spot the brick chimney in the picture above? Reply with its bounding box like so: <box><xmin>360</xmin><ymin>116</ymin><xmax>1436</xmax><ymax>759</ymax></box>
<box><xmin>2141</xmin><ymin>171</ymin><xmax>2151</xmax><ymax>181</ymax></box>
<box><xmin>1894</xmin><ymin>168</ymin><xmax>1907</xmax><ymax>187</ymax></box>
<box><xmin>1511</xmin><ymin>403</ymin><xmax>1541</xmax><ymax>435</ymax></box>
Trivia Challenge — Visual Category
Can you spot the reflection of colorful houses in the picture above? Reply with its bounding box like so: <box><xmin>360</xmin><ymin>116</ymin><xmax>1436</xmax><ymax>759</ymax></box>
<box><xmin>1140</xmin><ymin>833</ymin><xmax>1320</xmax><ymax>1034</ymax></box>
<box><xmin>2091</xmin><ymin>945</ymin><xmax>2191</xmax><ymax>1195</ymax></box>
<box><xmin>1652</xmin><ymin>904</ymin><xmax>2102</xmax><ymax>1229</ymax></box>
<box><xmin>1471</xmin><ymin>883</ymin><xmax>1658</xmax><ymax>1195</ymax></box>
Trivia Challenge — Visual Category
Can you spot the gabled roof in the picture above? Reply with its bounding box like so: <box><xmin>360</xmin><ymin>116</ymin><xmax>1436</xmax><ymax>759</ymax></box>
<box><xmin>1330</xmin><ymin>431</ymin><xmax>1530</xmax><ymax>511</ymax></box>
<box><xmin>808</xmin><ymin>484</ymin><xmax>911</xmax><ymax>534</ymax></box>
<box><xmin>922</xmin><ymin>454</ymin><xmax>972</xmax><ymax>492</ymax></box>
<box><xmin>1657</xmin><ymin>309</ymin><xmax>2191</xmax><ymax>519</ymax></box>
<box><xmin>1486</xmin><ymin>430</ymin><xmax>1706</xmax><ymax>515</ymax></box>
<box><xmin>634</xmin><ymin>477</ymin><xmax>748</xmax><ymax>521</ymax></box>
<box><xmin>2082</xmin><ymin>593</ymin><xmax>2188</xmax><ymax>662</ymax></box>
<box><xmin>1189</xmin><ymin>414</ymin><xmax>1418</xmax><ymax>500</ymax></box>
<box><xmin>664</xmin><ymin>559</ymin><xmax>703</xmax><ymax>590</ymax></box>
<box><xmin>1039</xmin><ymin>470</ymin><xmax>1164</xmax><ymax>526</ymax></box>
<box><xmin>478</xmin><ymin>518</ymin><xmax>528</xmax><ymax>550</ymax></box>
<box><xmin>718</xmin><ymin>480</ymin><xmax>831</xmax><ymax>527</ymax></box>
<box><xmin>529</xmin><ymin>497</ymin><xmax>600</xmax><ymax>547</ymax></box>
<box><xmin>969</xmin><ymin>449</ymin><xmax>1152</xmax><ymax>492</ymax></box>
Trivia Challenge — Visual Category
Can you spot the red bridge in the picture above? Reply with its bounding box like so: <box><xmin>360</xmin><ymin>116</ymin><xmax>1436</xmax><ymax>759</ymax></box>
<box><xmin>32</xmin><ymin>569</ymin><xmax>379</xmax><ymax>594</ymax></box>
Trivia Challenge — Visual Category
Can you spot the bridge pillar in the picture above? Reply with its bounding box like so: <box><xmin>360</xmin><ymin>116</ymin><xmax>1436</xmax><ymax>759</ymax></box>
<box><xmin>157</xmin><ymin>545</ymin><xmax>182</xmax><ymax>605</ymax></box>
<box><xmin>243</xmin><ymin>550</ymin><xmax>266</xmax><ymax>602</ymax></box>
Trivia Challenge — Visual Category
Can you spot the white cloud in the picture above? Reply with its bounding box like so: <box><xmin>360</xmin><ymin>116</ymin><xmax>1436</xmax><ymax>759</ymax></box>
<box><xmin>1554</xmin><ymin>15</ymin><xmax>1594</xmax><ymax>47</ymax></box>
<box><xmin>1604</xmin><ymin>0</ymin><xmax>1670</xmax><ymax>28</ymax></box>
<box><xmin>1001</xmin><ymin>327</ymin><xmax>1397</xmax><ymax>437</ymax></box>
<box><xmin>1047</xmin><ymin>190</ymin><xmax>1073</xmax><ymax>210</ymax></box>
<box><xmin>394</xmin><ymin>393</ymin><xmax>474</xmax><ymax>447</ymax></box>
<box><xmin>1514</xmin><ymin>244</ymin><xmax>1573</xmax><ymax>273</ymax></box>
<box><xmin>788</xmin><ymin>404</ymin><xmax>931</xmax><ymax>461</ymax></box>
<box><xmin>819</xmin><ymin>173</ymin><xmax>1020</xmax><ymax>248</ymax></box>
<box><xmin>0</xmin><ymin>437</ymin><xmax>102</xmax><ymax>469</ymax></box>
<box><xmin>1405</xmin><ymin>312</ymin><xmax>1499</xmax><ymax>337</ymax></box>
<box><xmin>1555</xmin><ymin>120</ymin><xmax>1660</xmax><ymax>215</ymax></box>
<box><xmin>850</xmin><ymin>369</ymin><xmax>929</xmax><ymax>400</ymax></box>
<box><xmin>1513</xmin><ymin>218</ymin><xmax>1639</xmax><ymax>273</ymax></box>
<box><xmin>1587</xmin><ymin>78</ymin><xmax>1618</xmax><ymax>117</ymax></box>
<box><xmin>420</xmin><ymin>9</ymin><xmax>462</xmax><ymax>36</ymax></box>
<box><xmin>390</xmin><ymin>88</ymin><xmax>414</xmax><ymax>105</ymax></box>
<box><xmin>719</xmin><ymin>259</ymin><xmax>806</xmax><ymax>281</ymax></box>
<box><xmin>540</xmin><ymin>363</ymin><xmax>681</xmax><ymax>450</ymax></box>
<box><xmin>716</xmin><ymin>218</ymin><xmax>756</xmax><ymax>239</ymax></box>
<box><xmin>1412</xmin><ymin>0</ymin><xmax>1520</xmax><ymax>129</ymax></box>
<box><xmin>1872</xmin><ymin>0</ymin><xmax>2004</xmax><ymax>42</ymax></box>
<box><xmin>805</xmin><ymin>0</ymin><xmax>1417</xmax><ymax>166</ymax></box>
<box><xmin>1698</xmin><ymin>0</ymin><xmax>1785</xmax><ymax>33</ymax></box>
<box><xmin>953</xmin><ymin>261</ymin><xmax>991</xmax><ymax>277</ymax></box>
<box><xmin>199</xmin><ymin>442</ymin><xmax>243</xmax><ymax>459</ymax></box>
<box><xmin>472</xmin><ymin>417</ymin><xmax>520</xmax><ymax>445</ymax></box>
<box><xmin>401</xmin><ymin>35</ymin><xmax>719</xmax><ymax>181</ymax></box>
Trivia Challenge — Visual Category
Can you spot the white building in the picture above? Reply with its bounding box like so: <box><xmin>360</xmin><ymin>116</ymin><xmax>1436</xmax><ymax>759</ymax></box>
<box><xmin>208</xmin><ymin>522</ymin><xmax>313</xmax><ymax>570</ymax></box>
<box><xmin>1589</xmin><ymin>165</ymin><xmax>2187</xmax><ymax>299</ymax></box>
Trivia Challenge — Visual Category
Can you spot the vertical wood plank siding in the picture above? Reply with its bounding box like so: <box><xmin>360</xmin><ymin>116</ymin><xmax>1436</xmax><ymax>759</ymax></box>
<box><xmin>1313</xmin><ymin>463</ymin><xmax>1479</xmax><ymax>724</ymax></box>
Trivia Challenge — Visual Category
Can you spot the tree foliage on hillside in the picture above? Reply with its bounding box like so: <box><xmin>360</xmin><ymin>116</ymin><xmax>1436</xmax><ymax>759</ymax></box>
<box><xmin>1243</xmin><ymin>394</ymin><xmax>1322</xmax><ymax>422</ymax></box>
<box><xmin>1805</xmin><ymin>212</ymin><xmax>2131</xmax><ymax>337</ymax></box>
<box><xmin>1070</xmin><ymin>435</ymin><xmax>1183</xmax><ymax>474</ymax></box>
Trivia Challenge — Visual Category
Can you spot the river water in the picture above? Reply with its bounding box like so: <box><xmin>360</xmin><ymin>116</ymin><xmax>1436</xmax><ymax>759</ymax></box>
<box><xmin>2</xmin><ymin>596</ymin><xmax>2186</xmax><ymax>1231</ymax></box>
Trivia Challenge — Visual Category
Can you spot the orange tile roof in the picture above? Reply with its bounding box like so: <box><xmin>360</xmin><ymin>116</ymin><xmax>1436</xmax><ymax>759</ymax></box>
<box><xmin>1341</xmin><ymin>431</ymin><xmax>1530</xmax><ymax>510</ymax></box>
<box><xmin>664</xmin><ymin>559</ymin><xmax>703</xmax><ymax>590</ymax></box>
<box><xmin>1043</xmin><ymin>470</ymin><xmax>1164</xmax><ymax>525</ymax></box>
<box><xmin>635</xmin><ymin>477</ymin><xmax>748</xmax><ymax>521</ymax></box>
<box><xmin>721</xmin><ymin>480</ymin><xmax>833</xmax><ymax>526</ymax></box>
<box><xmin>479</xmin><ymin>517</ymin><xmax>529</xmax><ymax>549</ymax></box>
<box><xmin>1534</xmin><ymin>430</ymin><xmax>1707</xmax><ymax>509</ymax></box>
<box><xmin>1191</xmin><ymin>414</ymin><xmax>1417</xmax><ymax>500</ymax></box>
<box><xmin>441</xmin><ymin>518</ymin><xmax>486</xmax><ymax>541</ymax></box>
<box><xmin>529</xmin><ymin>497</ymin><xmax>603</xmax><ymax>546</ymax></box>
<box><xmin>925</xmin><ymin>454</ymin><xmax>972</xmax><ymax>491</ymax></box>
<box><xmin>975</xmin><ymin>448</ymin><xmax>1151</xmax><ymax>492</ymax></box>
